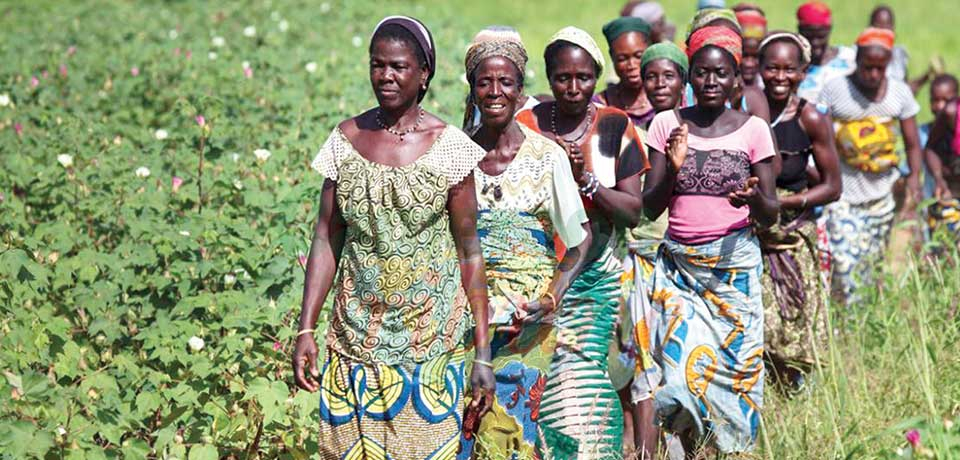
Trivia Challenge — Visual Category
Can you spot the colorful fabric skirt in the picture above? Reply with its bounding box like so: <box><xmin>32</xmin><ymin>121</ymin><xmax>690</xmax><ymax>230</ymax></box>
<box><xmin>538</xmin><ymin>249</ymin><xmax>624</xmax><ymax>459</ymax></box>
<box><xmin>651</xmin><ymin>228</ymin><xmax>764</xmax><ymax>453</ymax></box>
<box><xmin>823</xmin><ymin>196</ymin><xmax>895</xmax><ymax>304</ymax></box>
<box><xmin>612</xmin><ymin>239</ymin><xmax>663</xmax><ymax>404</ymax></box>
<box><xmin>318</xmin><ymin>348</ymin><xmax>465</xmax><ymax>460</ymax></box>
<box><xmin>927</xmin><ymin>198</ymin><xmax>960</xmax><ymax>248</ymax></box>
<box><xmin>758</xmin><ymin>211</ymin><xmax>829</xmax><ymax>371</ymax></box>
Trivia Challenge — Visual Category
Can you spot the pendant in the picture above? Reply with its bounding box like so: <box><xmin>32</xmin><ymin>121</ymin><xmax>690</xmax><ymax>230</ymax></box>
<box><xmin>493</xmin><ymin>185</ymin><xmax>502</xmax><ymax>201</ymax></box>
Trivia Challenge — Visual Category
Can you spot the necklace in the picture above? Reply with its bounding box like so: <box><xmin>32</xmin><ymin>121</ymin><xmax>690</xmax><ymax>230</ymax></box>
<box><xmin>550</xmin><ymin>103</ymin><xmax>594</xmax><ymax>146</ymax></box>
<box><xmin>770</xmin><ymin>94</ymin><xmax>796</xmax><ymax>128</ymax></box>
<box><xmin>376</xmin><ymin>107</ymin><xmax>425</xmax><ymax>143</ymax></box>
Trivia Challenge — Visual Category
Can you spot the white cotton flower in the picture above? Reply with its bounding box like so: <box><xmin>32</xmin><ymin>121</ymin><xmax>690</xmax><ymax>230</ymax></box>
<box><xmin>241</xmin><ymin>60</ymin><xmax>251</xmax><ymax>70</ymax></box>
<box><xmin>154</xmin><ymin>129</ymin><xmax>169</xmax><ymax>140</ymax></box>
<box><xmin>135</xmin><ymin>166</ymin><xmax>151</xmax><ymax>178</ymax></box>
<box><xmin>168</xmin><ymin>29</ymin><xmax>178</xmax><ymax>40</ymax></box>
<box><xmin>57</xmin><ymin>154</ymin><xmax>74</xmax><ymax>168</ymax></box>
<box><xmin>253</xmin><ymin>148</ymin><xmax>271</xmax><ymax>162</ymax></box>
<box><xmin>278</xmin><ymin>20</ymin><xmax>289</xmax><ymax>32</ymax></box>
<box><xmin>56</xmin><ymin>426</ymin><xmax>67</xmax><ymax>436</ymax></box>
<box><xmin>231</xmin><ymin>152</ymin><xmax>240</xmax><ymax>162</ymax></box>
<box><xmin>243</xmin><ymin>26</ymin><xmax>256</xmax><ymax>37</ymax></box>
<box><xmin>212</xmin><ymin>36</ymin><xmax>225</xmax><ymax>48</ymax></box>
<box><xmin>233</xmin><ymin>179</ymin><xmax>243</xmax><ymax>190</ymax></box>
<box><xmin>179</xmin><ymin>230</ymin><xmax>190</xmax><ymax>236</ymax></box>
<box><xmin>188</xmin><ymin>336</ymin><xmax>205</xmax><ymax>351</ymax></box>
<box><xmin>223</xmin><ymin>273</ymin><xmax>237</xmax><ymax>285</ymax></box>
<box><xmin>305</xmin><ymin>61</ymin><xmax>317</xmax><ymax>73</ymax></box>
<box><xmin>0</xmin><ymin>93</ymin><xmax>10</xmax><ymax>107</ymax></box>
<box><xmin>352</xmin><ymin>35</ymin><xmax>363</xmax><ymax>47</ymax></box>
<box><xmin>208</xmin><ymin>51</ymin><xmax>218</xmax><ymax>60</ymax></box>
<box><xmin>320</xmin><ymin>2</ymin><xmax>331</xmax><ymax>13</ymax></box>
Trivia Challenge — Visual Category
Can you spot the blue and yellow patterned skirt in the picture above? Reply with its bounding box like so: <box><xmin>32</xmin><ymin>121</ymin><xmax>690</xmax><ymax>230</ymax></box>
<box><xmin>318</xmin><ymin>347</ymin><xmax>465</xmax><ymax>460</ymax></box>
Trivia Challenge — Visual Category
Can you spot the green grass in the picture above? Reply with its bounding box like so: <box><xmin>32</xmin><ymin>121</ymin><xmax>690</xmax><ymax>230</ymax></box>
<box><xmin>0</xmin><ymin>1</ymin><xmax>958</xmax><ymax>459</ymax></box>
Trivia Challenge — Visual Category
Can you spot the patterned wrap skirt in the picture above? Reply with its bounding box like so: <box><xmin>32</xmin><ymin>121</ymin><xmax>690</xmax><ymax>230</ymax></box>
<box><xmin>928</xmin><ymin>198</ymin><xmax>960</xmax><ymax>249</ymax></box>
<box><xmin>823</xmin><ymin>196</ymin><xmax>895</xmax><ymax>304</ymax></box>
<box><xmin>651</xmin><ymin>228</ymin><xmax>764</xmax><ymax>454</ymax></box>
<box><xmin>318</xmin><ymin>347</ymin><xmax>465</xmax><ymax>460</ymax></box>
<box><xmin>759</xmin><ymin>208</ymin><xmax>829</xmax><ymax>372</ymax></box>
<box><xmin>537</xmin><ymin>247</ymin><xmax>624</xmax><ymax>459</ymax></box>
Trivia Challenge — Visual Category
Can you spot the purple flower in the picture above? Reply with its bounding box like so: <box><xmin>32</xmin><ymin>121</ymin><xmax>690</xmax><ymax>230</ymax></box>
<box><xmin>298</xmin><ymin>253</ymin><xmax>307</xmax><ymax>268</ymax></box>
<box><xmin>14</xmin><ymin>123</ymin><xmax>23</xmax><ymax>136</ymax></box>
<box><xmin>905</xmin><ymin>429</ymin><xmax>921</xmax><ymax>448</ymax></box>
<box><xmin>59</xmin><ymin>64</ymin><xmax>68</xmax><ymax>78</ymax></box>
<box><xmin>130</xmin><ymin>66</ymin><xmax>140</xmax><ymax>77</ymax></box>
<box><xmin>30</xmin><ymin>76</ymin><xmax>39</xmax><ymax>88</ymax></box>
<box><xmin>243</xmin><ymin>67</ymin><xmax>253</xmax><ymax>79</ymax></box>
<box><xmin>273</xmin><ymin>341</ymin><xmax>282</xmax><ymax>352</ymax></box>
<box><xmin>195</xmin><ymin>115</ymin><xmax>205</xmax><ymax>127</ymax></box>
<box><xmin>41</xmin><ymin>70</ymin><xmax>49</xmax><ymax>79</ymax></box>
<box><xmin>67</xmin><ymin>46</ymin><xmax>77</xmax><ymax>56</ymax></box>
<box><xmin>171</xmin><ymin>176</ymin><xmax>183</xmax><ymax>192</ymax></box>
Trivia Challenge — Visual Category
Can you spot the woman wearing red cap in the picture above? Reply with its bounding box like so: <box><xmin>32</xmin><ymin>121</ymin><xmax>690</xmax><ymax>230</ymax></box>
<box><xmin>643</xmin><ymin>25</ymin><xmax>778</xmax><ymax>456</ymax></box>
<box><xmin>796</xmin><ymin>1</ymin><xmax>856</xmax><ymax>103</ymax></box>
<box><xmin>819</xmin><ymin>27</ymin><xmax>925</xmax><ymax>305</ymax></box>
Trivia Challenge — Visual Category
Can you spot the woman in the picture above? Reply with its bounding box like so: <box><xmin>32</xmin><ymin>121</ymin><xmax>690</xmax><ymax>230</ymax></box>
<box><xmin>796</xmin><ymin>1</ymin><xmax>856</xmax><ymax>102</ymax></box>
<box><xmin>293</xmin><ymin>16</ymin><xmax>495</xmax><ymax>459</ymax></box>
<box><xmin>596</xmin><ymin>17</ymin><xmax>656</xmax><ymax>129</ymax></box>
<box><xmin>818</xmin><ymin>27</ymin><xmax>924</xmax><ymax>305</ymax></box>
<box><xmin>516</xmin><ymin>26</ymin><xmax>649</xmax><ymax>458</ymax></box>
<box><xmin>686</xmin><ymin>8</ymin><xmax>770</xmax><ymax>122</ymax></box>
<box><xmin>923</xmin><ymin>82</ymin><xmax>960</xmax><ymax>249</ymax></box>
<box><xmin>456</xmin><ymin>34</ymin><xmax>593</xmax><ymax>460</ymax></box>
<box><xmin>643</xmin><ymin>26</ymin><xmax>779</xmax><ymax>455</ymax></box>
<box><xmin>733</xmin><ymin>5</ymin><xmax>767</xmax><ymax>90</ymax></box>
<box><xmin>758</xmin><ymin>32</ymin><xmax>841</xmax><ymax>390</ymax></box>
<box><xmin>628</xmin><ymin>41</ymin><xmax>690</xmax><ymax>459</ymax></box>
<box><xmin>462</xmin><ymin>26</ymin><xmax>541</xmax><ymax>133</ymax></box>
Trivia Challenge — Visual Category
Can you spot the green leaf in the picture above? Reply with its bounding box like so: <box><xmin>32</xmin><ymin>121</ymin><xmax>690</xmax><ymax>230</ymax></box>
<box><xmin>188</xmin><ymin>444</ymin><xmax>218</xmax><ymax>460</ymax></box>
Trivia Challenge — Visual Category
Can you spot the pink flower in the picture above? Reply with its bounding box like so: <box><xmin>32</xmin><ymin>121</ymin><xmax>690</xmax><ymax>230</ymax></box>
<box><xmin>67</xmin><ymin>46</ymin><xmax>77</xmax><ymax>57</ymax></box>
<box><xmin>906</xmin><ymin>429</ymin><xmax>921</xmax><ymax>448</ymax></box>
<box><xmin>171</xmin><ymin>176</ymin><xmax>183</xmax><ymax>192</ymax></box>
<box><xmin>59</xmin><ymin>64</ymin><xmax>67</xmax><ymax>78</ymax></box>
<box><xmin>298</xmin><ymin>253</ymin><xmax>307</xmax><ymax>268</ymax></box>
<box><xmin>30</xmin><ymin>76</ymin><xmax>39</xmax><ymax>88</ymax></box>
<box><xmin>14</xmin><ymin>123</ymin><xmax>23</xmax><ymax>136</ymax></box>
<box><xmin>41</xmin><ymin>70</ymin><xmax>49</xmax><ymax>79</ymax></box>
<box><xmin>273</xmin><ymin>341</ymin><xmax>282</xmax><ymax>352</ymax></box>
<box><xmin>130</xmin><ymin>66</ymin><xmax>140</xmax><ymax>77</ymax></box>
<box><xmin>195</xmin><ymin>115</ymin><xmax>205</xmax><ymax>127</ymax></box>
<box><xmin>243</xmin><ymin>67</ymin><xmax>253</xmax><ymax>79</ymax></box>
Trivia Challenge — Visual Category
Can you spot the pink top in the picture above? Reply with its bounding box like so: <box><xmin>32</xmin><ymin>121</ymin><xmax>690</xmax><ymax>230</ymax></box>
<box><xmin>646</xmin><ymin>110</ymin><xmax>776</xmax><ymax>244</ymax></box>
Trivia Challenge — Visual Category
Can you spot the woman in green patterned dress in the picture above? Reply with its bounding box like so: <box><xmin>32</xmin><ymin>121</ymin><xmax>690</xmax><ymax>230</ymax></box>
<box><xmin>292</xmin><ymin>16</ymin><xmax>495</xmax><ymax>460</ymax></box>
<box><xmin>457</xmin><ymin>33</ymin><xmax>593</xmax><ymax>460</ymax></box>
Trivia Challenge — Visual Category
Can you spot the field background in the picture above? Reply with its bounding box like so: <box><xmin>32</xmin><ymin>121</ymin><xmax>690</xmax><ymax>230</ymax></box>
<box><xmin>1</xmin><ymin>1</ymin><xmax>958</xmax><ymax>459</ymax></box>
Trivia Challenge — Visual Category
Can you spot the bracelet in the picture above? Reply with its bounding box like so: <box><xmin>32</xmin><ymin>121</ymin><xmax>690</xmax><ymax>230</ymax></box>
<box><xmin>474</xmin><ymin>359</ymin><xmax>494</xmax><ymax>369</ymax></box>
<box><xmin>577</xmin><ymin>171</ymin><xmax>596</xmax><ymax>194</ymax></box>
<box><xmin>542</xmin><ymin>292</ymin><xmax>558</xmax><ymax>310</ymax></box>
<box><xmin>296</xmin><ymin>328</ymin><xmax>315</xmax><ymax>337</ymax></box>
<box><xmin>579</xmin><ymin>172</ymin><xmax>600</xmax><ymax>199</ymax></box>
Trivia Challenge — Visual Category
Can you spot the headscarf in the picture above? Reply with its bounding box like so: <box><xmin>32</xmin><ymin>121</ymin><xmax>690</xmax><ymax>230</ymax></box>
<box><xmin>687</xmin><ymin>25</ymin><xmax>743</xmax><ymax>65</ymax></box>
<box><xmin>687</xmin><ymin>8</ymin><xmax>741</xmax><ymax>40</ymax></box>
<box><xmin>628</xmin><ymin>2</ymin><xmax>665</xmax><ymax>24</ymax></box>
<box><xmin>698</xmin><ymin>0</ymin><xmax>726</xmax><ymax>10</ymax></box>
<box><xmin>641</xmin><ymin>42</ymin><xmax>689</xmax><ymax>77</ymax></box>
<box><xmin>464</xmin><ymin>30</ymin><xmax>528</xmax><ymax>80</ymax></box>
<box><xmin>547</xmin><ymin>26</ymin><xmax>605</xmax><ymax>75</ymax></box>
<box><xmin>760</xmin><ymin>31</ymin><xmax>812</xmax><ymax>66</ymax></box>
<box><xmin>856</xmin><ymin>27</ymin><xmax>895</xmax><ymax>51</ymax></box>
<box><xmin>797</xmin><ymin>2</ymin><xmax>832</xmax><ymax>27</ymax></box>
<box><xmin>372</xmin><ymin>16</ymin><xmax>436</xmax><ymax>92</ymax></box>
<box><xmin>735</xmin><ymin>9</ymin><xmax>767</xmax><ymax>40</ymax></box>
<box><xmin>603</xmin><ymin>17</ymin><xmax>652</xmax><ymax>46</ymax></box>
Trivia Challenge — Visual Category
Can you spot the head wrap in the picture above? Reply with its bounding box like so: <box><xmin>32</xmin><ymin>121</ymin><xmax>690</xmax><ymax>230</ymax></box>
<box><xmin>797</xmin><ymin>2</ymin><xmax>832</xmax><ymax>27</ymax></box>
<box><xmin>856</xmin><ymin>27</ymin><xmax>895</xmax><ymax>50</ymax></box>
<box><xmin>735</xmin><ymin>9</ymin><xmax>767</xmax><ymax>40</ymax></box>
<box><xmin>372</xmin><ymin>16</ymin><xmax>436</xmax><ymax>88</ymax></box>
<box><xmin>732</xmin><ymin>2</ymin><xmax>764</xmax><ymax>13</ymax></box>
<box><xmin>547</xmin><ymin>26</ymin><xmax>605</xmax><ymax>75</ymax></box>
<box><xmin>687</xmin><ymin>25</ymin><xmax>742</xmax><ymax>65</ymax></box>
<box><xmin>641</xmin><ymin>42</ymin><xmax>689</xmax><ymax>77</ymax></box>
<box><xmin>687</xmin><ymin>8</ymin><xmax>741</xmax><ymax>40</ymax></box>
<box><xmin>603</xmin><ymin>17</ymin><xmax>652</xmax><ymax>46</ymax></box>
<box><xmin>464</xmin><ymin>27</ymin><xmax>528</xmax><ymax>80</ymax></box>
<box><xmin>760</xmin><ymin>31</ymin><xmax>812</xmax><ymax>66</ymax></box>
<box><xmin>698</xmin><ymin>0</ymin><xmax>726</xmax><ymax>10</ymax></box>
<box><xmin>628</xmin><ymin>2</ymin><xmax>666</xmax><ymax>24</ymax></box>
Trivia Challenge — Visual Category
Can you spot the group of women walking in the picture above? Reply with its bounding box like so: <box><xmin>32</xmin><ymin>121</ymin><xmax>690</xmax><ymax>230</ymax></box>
<box><xmin>292</xmin><ymin>2</ymin><xmax>960</xmax><ymax>459</ymax></box>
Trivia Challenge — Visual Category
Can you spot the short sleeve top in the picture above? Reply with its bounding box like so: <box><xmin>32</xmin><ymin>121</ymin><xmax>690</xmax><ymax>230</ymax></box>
<box><xmin>310</xmin><ymin>125</ymin><xmax>486</xmax><ymax>367</ymax></box>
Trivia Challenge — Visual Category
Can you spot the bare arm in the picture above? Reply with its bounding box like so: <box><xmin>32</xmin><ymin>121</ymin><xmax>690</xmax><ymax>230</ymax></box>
<box><xmin>729</xmin><ymin>157</ymin><xmax>780</xmax><ymax>228</ymax></box>
<box><xmin>781</xmin><ymin>105</ymin><xmax>842</xmax><ymax>209</ymax></box>
<box><xmin>925</xmin><ymin>102</ymin><xmax>957</xmax><ymax>199</ymax></box>
<box><xmin>900</xmin><ymin>115</ymin><xmax>925</xmax><ymax>210</ymax></box>
<box><xmin>591</xmin><ymin>175</ymin><xmax>645</xmax><ymax>228</ymax></box>
<box><xmin>293</xmin><ymin>179</ymin><xmax>346</xmax><ymax>392</ymax></box>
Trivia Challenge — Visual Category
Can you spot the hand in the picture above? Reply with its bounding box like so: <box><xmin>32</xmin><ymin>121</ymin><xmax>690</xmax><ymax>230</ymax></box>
<box><xmin>292</xmin><ymin>334</ymin><xmax>320</xmax><ymax>392</ymax></box>
<box><xmin>518</xmin><ymin>295</ymin><xmax>558</xmax><ymax>325</ymax></box>
<box><xmin>935</xmin><ymin>180</ymin><xmax>954</xmax><ymax>201</ymax></box>
<box><xmin>467</xmin><ymin>362</ymin><xmax>495</xmax><ymax>418</ymax></box>
<box><xmin>564</xmin><ymin>141</ymin><xmax>587</xmax><ymax>185</ymax></box>
<box><xmin>728</xmin><ymin>177</ymin><xmax>761</xmax><ymax>208</ymax></box>
<box><xmin>906</xmin><ymin>173</ymin><xmax>923</xmax><ymax>206</ymax></box>
<box><xmin>665</xmin><ymin>124</ymin><xmax>689</xmax><ymax>174</ymax></box>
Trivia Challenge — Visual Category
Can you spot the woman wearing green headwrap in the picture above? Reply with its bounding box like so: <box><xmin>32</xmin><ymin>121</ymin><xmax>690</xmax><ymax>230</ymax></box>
<box><xmin>595</xmin><ymin>17</ymin><xmax>656</xmax><ymax>128</ymax></box>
